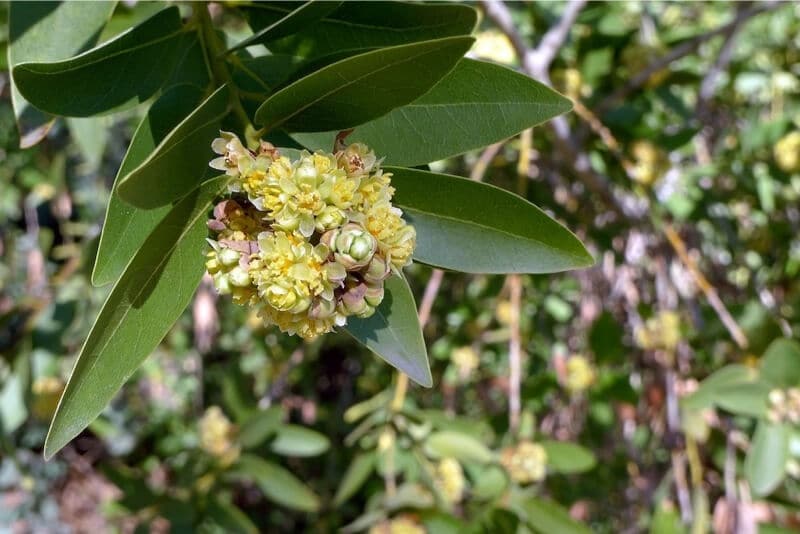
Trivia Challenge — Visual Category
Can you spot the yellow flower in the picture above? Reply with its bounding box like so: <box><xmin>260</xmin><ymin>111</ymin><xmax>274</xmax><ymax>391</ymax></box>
<box><xmin>363</xmin><ymin>201</ymin><xmax>416</xmax><ymax>269</ymax></box>
<box><xmin>775</xmin><ymin>131</ymin><xmax>800</xmax><ymax>173</ymax></box>
<box><xmin>369</xmin><ymin>516</ymin><xmax>426</xmax><ymax>534</ymax></box>
<box><xmin>565</xmin><ymin>354</ymin><xmax>596</xmax><ymax>393</ymax></box>
<box><xmin>471</xmin><ymin>29</ymin><xmax>516</xmax><ymax>65</ymax></box>
<box><xmin>635</xmin><ymin>311</ymin><xmax>681</xmax><ymax>351</ymax></box>
<box><xmin>451</xmin><ymin>346</ymin><xmax>480</xmax><ymax>379</ymax></box>
<box><xmin>199</xmin><ymin>406</ymin><xmax>240</xmax><ymax>465</ymax></box>
<box><xmin>434</xmin><ymin>458</ymin><xmax>465</xmax><ymax>504</ymax></box>
<box><xmin>31</xmin><ymin>376</ymin><xmax>64</xmax><ymax>420</ymax></box>
<box><xmin>630</xmin><ymin>140</ymin><xmax>669</xmax><ymax>186</ymax></box>
<box><xmin>500</xmin><ymin>441</ymin><xmax>548</xmax><ymax>484</ymax></box>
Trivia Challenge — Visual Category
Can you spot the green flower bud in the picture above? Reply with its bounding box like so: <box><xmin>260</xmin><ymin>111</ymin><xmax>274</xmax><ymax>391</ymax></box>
<box><xmin>229</xmin><ymin>266</ymin><xmax>251</xmax><ymax>287</ymax></box>
<box><xmin>316</xmin><ymin>206</ymin><xmax>347</xmax><ymax>232</ymax></box>
<box><xmin>321</xmin><ymin>223</ymin><xmax>377</xmax><ymax>269</ymax></box>
<box><xmin>363</xmin><ymin>254</ymin><xmax>391</xmax><ymax>284</ymax></box>
<box><xmin>364</xmin><ymin>284</ymin><xmax>384</xmax><ymax>307</ymax></box>
<box><xmin>339</xmin><ymin>280</ymin><xmax>369</xmax><ymax>316</ymax></box>
<box><xmin>309</xmin><ymin>297</ymin><xmax>337</xmax><ymax>319</ymax></box>
<box><xmin>214</xmin><ymin>273</ymin><xmax>231</xmax><ymax>295</ymax></box>
<box><xmin>219</xmin><ymin>248</ymin><xmax>241</xmax><ymax>268</ymax></box>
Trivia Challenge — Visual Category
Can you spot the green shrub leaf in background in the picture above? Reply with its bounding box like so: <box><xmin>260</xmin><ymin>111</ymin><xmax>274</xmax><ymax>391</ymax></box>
<box><xmin>243</xmin><ymin>1</ymin><xmax>477</xmax><ymax>60</ymax></box>
<box><xmin>515</xmin><ymin>498</ymin><xmax>591</xmax><ymax>534</ymax></box>
<box><xmin>8</xmin><ymin>1</ymin><xmax>117</xmax><ymax>146</ymax></box>
<box><xmin>389</xmin><ymin>168</ymin><xmax>593</xmax><ymax>273</ymax></box>
<box><xmin>228</xmin><ymin>454</ymin><xmax>321</xmax><ymax>513</ymax></box>
<box><xmin>117</xmin><ymin>86</ymin><xmax>230</xmax><ymax>208</ymax></box>
<box><xmin>13</xmin><ymin>7</ymin><xmax>189</xmax><ymax>117</ymax></box>
<box><xmin>44</xmin><ymin>176</ymin><xmax>230</xmax><ymax>459</ymax></box>
<box><xmin>334</xmin><ymin>452</ymin><xmax>375</xmax><ymax>506</ymax></box>
<box><xmin>294</xmin><ymin>59</ymin><xmax>573</xmax><ymax>167</ymax></box>
<box><xmin>345</xmin><ymin>275</ymin><xmax>431</xmax><ymax>387</ymax></box>
<box><xmin>760</xmin><ymin>338</ymin><xmax>800</xmax><ymax>388</ymax></box>
<box><xmin>541</xmin><ymin>440</ymin><xmax>597</xmax><ymax>474</ymax></box>
<box><xmin>745</xmin><ymin>421</ymin><xmax>790</xmax><ymax>497</ymax></box>
<box><xmin>255</xmin><ymin>36</ymin><xmax>474</xmax><ymax>132</ymax></box>
<box><xmin>227</xmin><ymin>1</ymin><xmax>342</xmax><ymax>54</ymax></box>
<box><xmin>92</xmin><ymin>83</ymin><xmax>206</xmax><ymax>286</ymax></box>
<box><xmin>270</xmin><ymin>424</ymin><xmax>330</xmax><ymax>457</ymax></box>
<box><xmin>424</xmin><ymin>431</ymin><xmax>493</xmax><ymax>464</ymax></box>
<box><xmin>238</xmin><ymin>407</ymin><xmax>283</xmax><ymax>449</ymax></box>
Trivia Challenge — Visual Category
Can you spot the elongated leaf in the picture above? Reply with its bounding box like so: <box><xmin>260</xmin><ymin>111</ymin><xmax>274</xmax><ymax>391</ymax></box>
<box><xmin>745</xmin><ymin>421</ymin><xmax>789</xmax><ymax>497</ymax></box>
<box><xmin>761</xmin><ymin>338</ymin><xmax>800</xmax><ymax>388</ymax></box>
<box><xmin>228</xmin><ymin>454</ymin><xmax>321</xmax><ymax>512</ymax></box>
<box><xmin>425</xmin><ymin>431</ymin><xmax>493</xmax><ymax>464</ymax></box>
<box><xmin>244</xmin><ymin>1</ymin><xmax>477</xmax><ymax>60</ymax></box>
<box><xmin>255</xmin><ymin>37</ymin><xmax>474</xmax><ymax>132</ymax></box>
<box><xmin>238</xmin><ymin>406</ymin><xmax>283</xmax><ymax>449</ymax></box>
<box><xmin>540</xmin><ymin>441</ymin><xmax>596</xmax><ymax>474</ymax></box>
<box><xmin>205</xmin><ymin>496</ymin><xmax>259</xmax><ymax>534</ymax></box>
<box><xmin>8</xmin><ymin>1</ymin><xmax>116</xmax><ymax>146</ymax></box>
<box><xmin>294</xmin><ymin>59</ymin><xmax>573</xmax><ymax>166</ymax></box>
<box><xmin>13</xmin><ymin>7</ymin><xmax>189</xmax><ymax>117</ymax></box>
<box><xmin>345</xmin><ymin>275</ymin><xmax>431</xmax><ymax>387</ymax></box>
<box><xmin>117</xmin><ymin>86</ymin><xmax>230</xmax><ymax>208</ymax></box>
<box><xmin>334</xmin><ymin>452</ymin><xmax>375</xmax><ymax>505</ymax></box>
<box><xmin>228</xmin><ymin>1</ymin><xmax>342</xmax><ymax>54</ymax></box>
<box><xmin>681</xmin><ymin>364</ymin><xmax>759</xmax><ymax>412</ymax></box>
<box><xmin>44</xmin><ymin>176</ymin><xmax>229</xmax><ymax>459</ymax></box>
<box><xmin>270</xmin><ymin>424</ymin><xmax>330</xmax><ymax>457</ymax></box>
<box><xmin>92</xmin><ymin>84</ymin><xmax>206</xmax><ymax>286</ymax></box>
<box><xmin>388</xmin><ymin>168</ymin><xmax>593</xmax><ymax>274</ymax></box>
<box><xmin>713</xmin><ymin>380</ymin><xmax>771</xmax><ymax>418</ymax></box>
<box><xmin>516</xmin><ymin>498</ymin><xmax>591</xmax><ymax>534</ymax></box>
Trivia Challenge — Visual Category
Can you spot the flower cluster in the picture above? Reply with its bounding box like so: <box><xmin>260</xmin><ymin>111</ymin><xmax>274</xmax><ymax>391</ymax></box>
<box><xmin>206</xmin><ymin>132</ymin><xmax>415</xmax><ymax>339</ymax></box>
<box><xmin>767</xmin><ymin>387</ymin><xmax>800</xmax><ymax>424</ymax></box>
<box><xmin>500</xmin><ymin>441</ymin><xmax>548</xmax><ymax>484</ymax></box>
<box><xmin>198</xmin><ymin>406</ymin><xmax>240</xmax><ymax>466</ymax></box>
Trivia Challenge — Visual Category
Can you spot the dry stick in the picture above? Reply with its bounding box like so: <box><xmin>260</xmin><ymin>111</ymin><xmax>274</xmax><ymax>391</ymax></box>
<box><xmin>663</xmin><ymin>225</ymin><xmax>748</xmax><ymax>350</ymax></box>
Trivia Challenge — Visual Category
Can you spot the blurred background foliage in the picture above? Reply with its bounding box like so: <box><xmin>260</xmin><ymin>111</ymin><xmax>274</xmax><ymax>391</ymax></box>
<box><xmin>2</xmin><ymin>1</ymin><xmax>800</xmax><ymax>532</ymax></box>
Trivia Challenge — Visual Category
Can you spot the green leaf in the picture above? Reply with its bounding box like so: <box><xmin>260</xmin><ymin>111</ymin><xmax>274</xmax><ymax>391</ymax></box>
<box><xmin>713</xmin><ymin>380</ymin><xmax>771</xmax><ymax>418</ymax></box>
<box><xmin>13</xmin><ymin>7</ymin><xmax>189</xmax><ymax>117</ymax></box>
<box><xmin>8</xmin><ymin>1</ymin><xmax>116</xmax><ymax>146</ymax></box>
<box><xmin>228</xmin><ymin>454</ymin><xmax>321</xmax><ymax>513</ymax></box>
<box><xmin>388</xmin><ymin>167</ymin><xmax>593</xmax><ymax>274</ymax></box>
<box><xmin>745</xmin><ymin>421</ymin><xmax>790</xmax><ymax>497</ymax></box>
<box><xmin>516</xmin><ymin>498</ymin><xmax>590</xmax><ymax>534</ymax></box>
<box><xmin>270</xmin><ymin>424</ymin><xmax>330</xmax><ymax>457</ymax></box>
<box><xmin>228</xmin><ymin>1</ymin><xmax>342</xmax><ymax>54</ymax></box>
<box><xmin>681</xmin><ymin>364</ymin><xmax>759</xmax><ymax>413</ymax></box>
<box><xmin>471</xmin><ymin>465</ymin><xmax>509</xmax><ymax>501</ymax></box>
<box><xmin>293</xmin><ymin>59</ymin><xmax>573</xmax><ymax>166</ymax></box>
<box><xmin>255</xmin><ymin>36</ymin><xmax>474</xmax><ymax>132</ymax></box>
<box><xmin>334</xmin><ymin>451</ymin><xmax>375</xmax><ymax>506</ymax></box>
<box><xmin>344</xmin><ymin>275</ymin><xmax>431</xmax><ymax>387</ymax></box>
<box><xmin>238</xmin><ymin>406</ymin><xmax>283</xmax><ymax>449</ymax></box>
<box><xmin>117</xmin><ymin>85</ymin><xmax>230</xmax><ymax>208</ymax></box>
<box><xmin>204</xmin><ymin>496</ymin><xmax>259</xmax><ymax>534</ymax></box>
<box><xmin>244</xmin><ymin>1</ymin><xmax>477</xmax><ymax>60</ymax></box>
<box><xmin>44</xmin><ymin>176</ymin><xmax>229</xmax><ymax>459</ymax></box>
<box><xmin>540</xmin><ymin>440</ymin><xmax>597</xmax><ymax>474</ymax></box>
<box><xmin>760</xmin><ymin>338</ymin><xmax>800</xmax><ymax>388</ymax></box>
<box><xmin>424</xmin><ymin>431</ymin><xmax>493</xmax><ymax>464</ymax></box>
<box><xmin>92</xmin><ymin>84</ymin><xmax>206</xmax><ymax>286</ymax></box>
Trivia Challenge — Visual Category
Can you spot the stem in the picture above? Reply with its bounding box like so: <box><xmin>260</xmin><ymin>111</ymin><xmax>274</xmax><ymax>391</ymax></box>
<box><xmin>193</xmin><ymin>3</ymin><xmax>252</xmax><ymax>131</ymax></box>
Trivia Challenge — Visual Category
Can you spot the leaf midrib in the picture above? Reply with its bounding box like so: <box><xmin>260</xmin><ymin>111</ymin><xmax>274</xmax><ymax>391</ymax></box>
<box><xmin>259</xmin><ymin>38</ymin><xmax>468</xmax><ymax>127</ymax></box>
<box><xmin>399</xmin><ymin>205</ymin><xmax>590</xmax><ymax>264</ymax></box>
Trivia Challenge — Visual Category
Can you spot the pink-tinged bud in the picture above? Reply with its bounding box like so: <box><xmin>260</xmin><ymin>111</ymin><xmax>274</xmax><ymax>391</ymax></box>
<box><xmin>309</xmin><ymin>297</ymin><xmax>336</xmax><ymax>319</ymax></box>
<box><xmin>363</xmin><ymin>255</ymin><xmax>391</xmax><ymax>284</ymax></box>
<box><xmin>364</xmin><ymin>284</ymin><xmax>384</xmax><ymax>307</ymax></box>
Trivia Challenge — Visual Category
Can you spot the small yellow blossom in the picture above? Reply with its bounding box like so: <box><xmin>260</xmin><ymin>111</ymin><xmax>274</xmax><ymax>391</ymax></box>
<box><xmin>635</xmin><ymin>311</ymin><xmax>681</xmax><ymax>352</ymax></box>
<box><xmin>471</xmin><ymin>29</ymin><xmax>516</xmax><ymax>65</ymax></box>
<box><xmin>31</xmin><ymin>376</ymin><xmax>64</xmax><ymax>420</ymax></box>
<box><xmin>564</xmin><ymin>354</ymin><xmax>596</xmax><ymax>393</ymax></box>
<box><xmin>775</xmin><ymin>131</ymin><xmax>800</xmax><ymax>173</ymax></box>
<box><xmin>500</xmin><ymin>441</ymin><xmax>548</xmax><ymax>484</ymax></box>
<box><xmin>199</xmin><ymin>406</ymin><xmax>240</xmax><ymax>466</ymax></box>
<box><xmin>434</xmin><ymin>458</ymin><xmax>465</xmax><ymax>504</ymax></box>
<box><xmin>369</xmin><ymin>516</ymin><xmax>426</xmax><ymax>534</ymax></box>
<box><xmin>630</xmin><ymin>141</ymin><xmax>669</xmax><ymax>186</ymax></box>
<box><xmin>451</xmin><ymin>346</ymin><xmax>480</xmax><ymax>379</ymax></box>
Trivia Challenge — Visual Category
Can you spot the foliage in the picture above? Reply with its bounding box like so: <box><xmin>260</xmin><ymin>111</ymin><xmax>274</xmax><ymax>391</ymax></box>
<box><xmin>1</xmin><ymin>1</ymin><xmax>800</xmax><ymax>532</ymax></box>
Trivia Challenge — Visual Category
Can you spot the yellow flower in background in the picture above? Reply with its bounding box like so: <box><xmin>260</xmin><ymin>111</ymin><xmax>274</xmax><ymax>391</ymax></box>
<box><xmin>565</xmin><ymin>354</ymin><xmax>596</xmax><ymax>393</ymax></box>
<box><xmin>199</xmin><ymin>406</ymin><xmax>240</xmax><ymax>466</ymax></box>
<box><xmin>434</xmin><ymin>458</ymin><xmax>465</xmax><ymax>504</ymax></box>
<box><xmin>630</xmin><ymin>140</ymin><xmax>669</xmax><ymax>186</ymax></box>
<box><xmin>471</xmin><ymin>29</ymin><xmax>516</xmax><ymax>65</ymax></box>
<box><xmin>635</xmin><ymin>310</ymin><xmax>681</xmax><ymax>352</ymax></box>
<box><xmin>369</xmin><ymin>515</ymin><xmax>427</xmax><ymax>534</ymax></box>
<box><xmin>31</xmin><ymin>376</ymin><xmax>64</xmax><ymax>420</ymax></box>
<box><xmin>451</xmin><ymin>346</ymin><xmax>480</xmax><ymax>379</ymax></box>
<box><xmin>775</xmin><ymin>131</ymin><xmax>800</xmax><ymax>173</ymax></box>
<box><xmin>500</xmin><ymin>441</ymin><xmax>548</xmax><ymax>484</ymax></box>
<box><xmin>206</xmin><ymin>134</ymin><xmax>414</xmax><ymax>339</ymax></box>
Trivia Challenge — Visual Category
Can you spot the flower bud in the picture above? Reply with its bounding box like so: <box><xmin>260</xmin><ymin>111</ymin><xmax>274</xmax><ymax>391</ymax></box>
<box><xmin>363</xmin><ymin>254</ymin><xmax>391</xmax><ymax>284</ymax></box>
<box><xmin>210</xmin><ymin>131</ymin><xmax>250</xmax><ymax>177</ymax></box>
<box><xmin>213</xmin><ymin>272</ymin><xmax>231</xmax><ymax>295</ymax></box>
<box><xmin>309</xmin><ymin>297</ymin><xmax>337</xmax><ymax>319</ymax></box>
<box><xmin>219</xmin><ymin>248</ymin><xmax>241</xmax><ymax>268</ymax></box>
<box><xmin>769</xmin><ymin>388</ymin><xmax>786</xmax><ymax>408</ymax></box>
<box><xmin>364</xmin><ymin>283</ymin><xmax>384</xmax><ymax>307</ymax></box>
<box><xmin>338</xmin><ymin>143</ymin><xmax>377</xmax><ymax>176</ymax></box>
<box><xmin>229</xmin><ymin>266</ymin><xmax>251</xmax><ymax>287</ymax></box>
<box><xmin>322</xmin><ymin>223</ymin><xmax>377</xmax><ymax>269</ymax></box>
